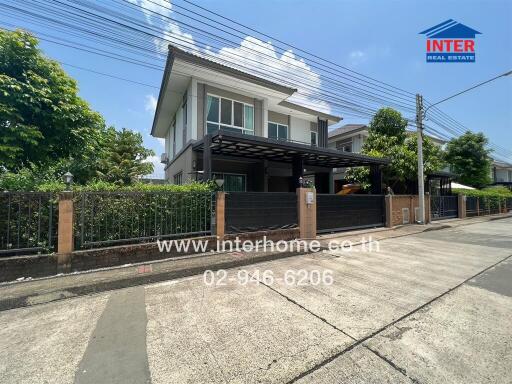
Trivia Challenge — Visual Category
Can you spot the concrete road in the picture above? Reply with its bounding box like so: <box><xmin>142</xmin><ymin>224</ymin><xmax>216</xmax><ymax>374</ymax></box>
<box><xmin>0</xmin><ymin>218</ymin><xmax>511</xmax><ymax>384</ymax></box>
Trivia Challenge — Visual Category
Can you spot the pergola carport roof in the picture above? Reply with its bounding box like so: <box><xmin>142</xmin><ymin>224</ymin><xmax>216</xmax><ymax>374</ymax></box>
<box><xmin>192</xmin><ymin>130</ymin><xmax>389</xmax><ymax>168</ymax></box>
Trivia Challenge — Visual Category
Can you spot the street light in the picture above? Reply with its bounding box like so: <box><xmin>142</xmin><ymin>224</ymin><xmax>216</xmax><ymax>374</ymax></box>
<box><xmin>214</xmin><ymin>178</ymin><xmax>224</xmax><ymax>190</ymax></box>
<box><xmin>416</xmin><ymin>69</ymin><xmax>511</xmax><ymax>224</ymax></box>
<box><xmin>63</xmin><ymin>171</ymin><xmax>73</xmax><ymax>191</ymax></box>
<box><xmin>423</xmin><ymin>69</ymin><xmax>512</xmax><ymax>118</ymax></box>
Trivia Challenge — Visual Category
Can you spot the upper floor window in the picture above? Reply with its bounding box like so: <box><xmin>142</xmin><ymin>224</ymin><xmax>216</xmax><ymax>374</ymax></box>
<box><xmin>268</xmin><ymin>122</ymin><xmax>288</xmax><ymax>141</ymax></box>
<box><xmin>336</xmin><ymin>138</ymin><xmax>352</xmax><ymax>152</ymax></box>
<box><xmin>310</xmin><ymin>130</ymin><xmax>317</xmax><ymax>146</ymax></box>
<box><xmin>206</xmin><ymin>95</ymin><xmax>254</xmax><ymax>135</ymax></box>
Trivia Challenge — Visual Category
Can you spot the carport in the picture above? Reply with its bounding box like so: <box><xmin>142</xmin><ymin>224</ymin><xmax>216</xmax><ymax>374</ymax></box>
<box><xmin>193</xmin><ymin>129</ymin><xmax>389</xmax><ymax>193</ymax></box>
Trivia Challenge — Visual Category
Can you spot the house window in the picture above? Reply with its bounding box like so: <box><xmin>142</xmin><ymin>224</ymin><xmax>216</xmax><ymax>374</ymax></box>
<box><xmin>268</xmin><ymin>122</ymin><xmax>288</xmax><ymax>141</ymax></box>
<box><xmin>173</xmin><ymin>172</ymin><xmax>183</xmax><ymax>185</ymax></box>
<box><xmin>336</xmin><ymin>138</ymin><xmax>352</xmax><ymax>152</ymax></box>
<box><xmin>212</xmin><ymin>173</ymin><xmax>246</xmax><ymax>192</ymax></box>
<box><xmin>310</xmin><ymin>131</ymin><xmax>317</xmax><ymax>146</ymax></box>
<box><xmin>206</xmin><ymin>94</ymin><xmax>254</xmax><ymax>135</ymax></box>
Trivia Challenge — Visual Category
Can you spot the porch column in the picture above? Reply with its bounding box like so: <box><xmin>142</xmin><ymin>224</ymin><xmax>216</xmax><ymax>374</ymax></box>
<box><xmin>314</xmin><ymin>172</ymin><xmax>330</xmax><ymax>194</ymax></box>
<box><xmin>292</xmin><ymin>155</ymin><xmax>304</xmax><ymax>189</ymax></box>
<box><xmin>370</xmin><ymin>165</ymin><xmax>383</xmax><ymax>194</ymax></box>
<box><xmin>203</xmin><ymin>134</ymin><xmax>212</xmax><ymax>181</ymax></box>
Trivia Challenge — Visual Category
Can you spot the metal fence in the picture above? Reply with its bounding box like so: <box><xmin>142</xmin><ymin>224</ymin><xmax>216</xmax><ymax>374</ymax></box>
<box><xmin>74</xmin><ymin>191</ymin><xmax>214</xmax><ymax>249</ymax></box>
<box><xmin>430</xmin><ymin>195</ymin><xmax>458</xmax><ymax>220</ymax></box>
<box><xmin>317</xmin><ymin>194</ymin><xmax>385</xmax><ymax>233</ymax></box>
<box><xmin>224</xmin><ymin>192</ymin><xmax>298</xmax><ymax>233</ymax></box>
<box><xmin>0</xmin><ymin>192</ymin><xmax>58</xmax><ymax>256</ymax></box>
<box><xmin>466</xmin><ymin>196</ymin><xmax>479</xmax><ymax>217</ymax></box>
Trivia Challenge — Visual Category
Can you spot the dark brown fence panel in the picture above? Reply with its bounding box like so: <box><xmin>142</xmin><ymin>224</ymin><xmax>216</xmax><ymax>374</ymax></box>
<box><xmin>0</xmin><ymin>192</ymin><xmax>57</xmax><ymax>256</ymax></box>
<box><xmin>431</xmin><ymin>195</ymin><xmax>458</xmax><ymax>220</ymax></box>
<box><xmin>74</xmin><ymin>191</ymin><xmax>214</xmax><ymax>249</ymax></box>
<box><xmin>224</xmin><ymin>192</ymin><xmax>298</xmax><ymax>233</ymax></box>
<box><xmin>316</xmin><ymin>194</ymin><xmax>385</xmax><ymax>233</ymax></box>
<box><xmin>466</xmin><ymin>196</ymin><xmax>479</xmax><ymax>217</ymax></box>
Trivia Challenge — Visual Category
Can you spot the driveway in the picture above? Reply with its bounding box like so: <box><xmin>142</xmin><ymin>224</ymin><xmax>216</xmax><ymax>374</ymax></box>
<box><xmin>0</xmin><ymin>218</ymin><xmax>511</xmax><ymax>384</ymax></box>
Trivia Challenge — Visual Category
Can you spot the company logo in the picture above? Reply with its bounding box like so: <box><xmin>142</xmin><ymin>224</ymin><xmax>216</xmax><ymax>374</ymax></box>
<box><xmin>419</xmin><ymin>19</ymin><xmax>481</xmax><ymax>63</ymax></box>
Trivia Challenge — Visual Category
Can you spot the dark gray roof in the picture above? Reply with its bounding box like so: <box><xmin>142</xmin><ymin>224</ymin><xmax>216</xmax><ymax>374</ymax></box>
<box><xmin>328</xmin><ymin>124</ymin><xmax>368</xmax><ymax>138</ymax></box>
<box><xmin>169</xmin><ymin>45</ymin><xmax>297</xmax><ymax>95</ymax></box>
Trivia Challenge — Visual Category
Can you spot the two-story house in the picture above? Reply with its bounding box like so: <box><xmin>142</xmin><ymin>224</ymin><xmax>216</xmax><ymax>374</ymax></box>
<box><xmin>491</xmin><ymin>160</ymin><xmax>512</xmax><ymax>189</ymax></box>
<box><xmin>151</xmin><ymin>46</ymin><xmax>388</xmax><ymax>193</ymax></box>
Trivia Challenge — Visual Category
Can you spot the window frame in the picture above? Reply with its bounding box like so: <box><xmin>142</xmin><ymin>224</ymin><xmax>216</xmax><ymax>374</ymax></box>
<box><xmin>206</xmin><ymin>94</ymin><xmax>254</xmax><ymax>135</ymax></box>
<box><xmin>173</xmin><ymin>171</ymin><xmax>183</xmax><ymax>185</ymax></box>
<box><xmin>268</xmin><ymin>121</ymin><xmax>289</xmax><ymax>141</ymax></box>
<box><xmin>336</xmin><ymin>138</ymin><xmax>353</xmax><ymax>152</ymax></box>
<box><xmin>310</xmin><ymin>130</ymin><xmax>318</xmax><ymax>146</ymax></box>
<box><xmin>212</xmin><ymin>172</ymin><xmax>247</xmax><ymax>192</ymax></box>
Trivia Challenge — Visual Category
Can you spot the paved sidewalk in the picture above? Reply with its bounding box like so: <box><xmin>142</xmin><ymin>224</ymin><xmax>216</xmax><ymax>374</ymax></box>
<box><xmin>0</xmin><ymin>214</ymin><xmax>509</xmax><ymax>312</ymax></box>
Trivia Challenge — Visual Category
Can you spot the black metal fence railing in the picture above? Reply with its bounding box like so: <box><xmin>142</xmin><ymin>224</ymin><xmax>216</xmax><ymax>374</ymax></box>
<box><xmin>225</xmin><ymin>192</ymin><xmax>298</xmax><ymax>233</ymax></box>
<box><xmin>466</xmin><ymin>196</ymin><xmax>479</xmax><ymax>217</ymax></box>
<box><xmin>431</xmin><ymin>195</ymin><xmax>458</xmax><ymax>220</ymax></box>
<box><xmin>0</xmin><ymin>192</ymin><xmax>58</xmax><ymax>256</ymax></box>
<box><xmin>74</xmin><ymin>191</ymin><xmax>214</xmax><ymax>249</ymax></box>
<box><xmin>317</xmin><ymin>194</ymin><xmax>385</xmax><ymax>232</ymax></box>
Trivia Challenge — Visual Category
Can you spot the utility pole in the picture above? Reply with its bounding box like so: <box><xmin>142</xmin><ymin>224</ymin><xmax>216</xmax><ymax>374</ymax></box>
<box><xmin>416</xmin><ymin>94</ymin><xmax>425</xmax><ymax>224</ymax></box>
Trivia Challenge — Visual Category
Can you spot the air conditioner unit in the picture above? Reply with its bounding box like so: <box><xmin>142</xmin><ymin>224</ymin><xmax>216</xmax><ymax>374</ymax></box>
<box><xmin>160</xmin><ymin>153</ymin><xmax>169</xmax><ymax>164</ymax></box>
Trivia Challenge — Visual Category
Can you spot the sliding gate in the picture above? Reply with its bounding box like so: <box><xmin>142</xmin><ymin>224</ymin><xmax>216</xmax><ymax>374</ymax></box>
<box><xmin>430</xmin><ymin>195</ymin><xmax>458</xmax><ymax>220</ymax></box>
<box><xmin>316</xmin><ymin>194</ymin><xmax>385</xmax><ymax>233</ymax></box>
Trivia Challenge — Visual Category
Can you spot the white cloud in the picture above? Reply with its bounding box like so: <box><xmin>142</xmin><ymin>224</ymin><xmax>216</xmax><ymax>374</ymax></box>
<box><xmin>132</xmin><ymin>0</ymin><xmax>331</xmax><ymax>115</ymax></box>
<box><xmin>348</xmin><ymin>50</ymin><xmax>366</xmax><ymax>66</ymax></box>
<box><xmin>144</xmin><ymin>154</ymin><xmax>165</xmax><ymax>179</ymax></box>
<box><xmin>145</xmin><ymin>94</ymin><xmax>157</xmax><ymax>113</ymax></box>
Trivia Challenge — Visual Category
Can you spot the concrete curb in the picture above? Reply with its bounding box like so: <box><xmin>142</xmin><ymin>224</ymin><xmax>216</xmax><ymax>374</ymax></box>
<box><xmin>0</xmin><ymin>214</ymin><xmax>509</xmax><ymax>312</ymax></box>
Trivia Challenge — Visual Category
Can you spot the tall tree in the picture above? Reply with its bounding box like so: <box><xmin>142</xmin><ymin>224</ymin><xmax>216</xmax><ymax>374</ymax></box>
<box><xmin>0</xmin><ymin>29</ymin><xmax>105</xmax><ymax>171</ymax></box>
<box><xmin>97</xmin><ymin>127</ymin><xmax>155</xmax><ymax>185</ymax></box>
<box><xmin>347</xmin><ymin>108</ymin><xmax>444</xmax><ymax>193</ymax></box>
<box><xmin>444</xmin><ymin>131</ymin><xmax>492</xmax><ymax>188</ymax></box>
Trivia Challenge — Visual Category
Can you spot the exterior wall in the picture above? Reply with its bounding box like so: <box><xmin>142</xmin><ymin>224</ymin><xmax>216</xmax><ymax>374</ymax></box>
<box><xmin>165</xmin><ymin>144</ymin><xmax>196</xmax><ymax>184</ymax></box>
<box><xmin>197</xmin><ymin>82</ymin><xmax>205</xmax><ymax>139</ymax></box>
<box><xmin>268</xmin><ymin>110</ymin><xmax>288</xmax><ymax>125</ymax></box>
<box><xmin>290</xmin><ymin>116</ymin><xmax>311</xmax><ymax>144</ymax></box>
<box><xmin>174</xmin><ymin>106</ymin><xmax>184</xmax><ymax>154</ymax></box>
<box><xmin>390</xmin><ymin>195</ymin><xmax>431</xmax><ymax>226</ymax></box>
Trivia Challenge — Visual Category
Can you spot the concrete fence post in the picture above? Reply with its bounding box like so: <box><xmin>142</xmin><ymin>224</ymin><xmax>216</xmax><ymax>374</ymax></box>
<box><xmin>215</xmin><ymin>192</ymin><xmax>226</xmax><ymax>240</ymax></box>
<box><xmin>458</xmin><ymin>195</ymin><xmax>466</xmax><ymax>219</ymax></box>
<box><xmin>57</xmin><ymin>192</ymin><xmax>74</xmax><ymax>271</ymax></box>
<box><xmin>385</xmin><ymin>195</ymin><xmax>393</xmax><ymax>228</ymax></box>
<box><xmin>297</xmin><ymin>188</ymin><xmax>316</xmax><ymax>239</ymax></box>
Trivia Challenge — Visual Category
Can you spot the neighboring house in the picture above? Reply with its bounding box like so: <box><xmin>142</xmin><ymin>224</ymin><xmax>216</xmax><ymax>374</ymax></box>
<box><xmin>328</xmin><ymin>124</ymin><xmax>448</xmax><ymax>192</ymax></box>
<box><xmin>491</xmin><ymin>160</ymin><xmax>512</xmax><ymax>189</ymax></box>
<box><xmin>151</xmin><ymin>46</ymin><xmax>388</xmax><ymax>193</ymax></box>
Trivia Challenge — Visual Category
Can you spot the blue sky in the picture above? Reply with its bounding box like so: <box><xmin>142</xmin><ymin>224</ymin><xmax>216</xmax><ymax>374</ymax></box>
<box><xmin>17</xmin><ymin>0</ymin><xmax>512</xmax><ymax>176</ymax></box>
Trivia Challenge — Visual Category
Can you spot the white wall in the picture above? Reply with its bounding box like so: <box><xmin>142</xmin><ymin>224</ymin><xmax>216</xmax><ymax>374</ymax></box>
<box><xmin>290</xmin><ymin>116</ymin><xmax>311</xmax><ymax>144</ymax></box>
<box><xmin>175</xmin><ymin>107</ymin><xmax>183</xmax><ymax>154</ymax></box>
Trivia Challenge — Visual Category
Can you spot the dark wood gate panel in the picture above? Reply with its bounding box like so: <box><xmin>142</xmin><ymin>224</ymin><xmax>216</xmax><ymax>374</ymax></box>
<box><xmin>431</xmin><ymin>195</ymin><xmax>458</xmax><ymax>220</ymax></box>
<box><xmin>316</xmin><ymin>194</ymin><xmax>385</xmax><ymax>233</ymax></box>
<box><xmin>225</xmin><ymin>192</ymin><xmax>298</xmax><ymax>233</ymax></box>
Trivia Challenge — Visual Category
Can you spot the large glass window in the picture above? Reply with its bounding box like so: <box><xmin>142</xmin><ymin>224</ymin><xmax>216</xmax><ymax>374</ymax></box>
<box><xmin>212</xmin><ymin>173</ymin><xmax>246</xmax><ymax>192</ymax></box>
<box><xmin>220</xmin><ymin>98</ymin><xmax>231</xmax><ymax>125</ymax></box>
<box><xmin>268</xmin><ymin>122</ymin><xmax>288</xmax><ymax>141</ymax></box>
<box><xmin>206</xmin><ymin>95</ymin><xmax>254</xmax><ymax>135</ymax></box>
